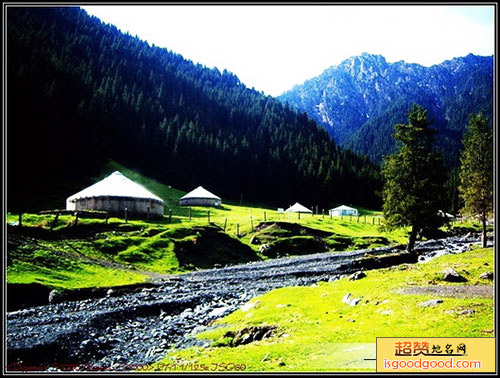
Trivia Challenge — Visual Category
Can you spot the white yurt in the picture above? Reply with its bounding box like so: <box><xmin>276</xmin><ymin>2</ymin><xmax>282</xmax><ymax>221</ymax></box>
<box><xmin>179</xmin><ymin>186</ymin><xmax>222</xmax><ymax>207</ymax></box>
<box><xmin>66</xmin><ymin>171</ymin><xmax>164</xmax><ymax>218</ymax></box>
<box><xmin>329</xmin><ymin>205</ymin><xmax>359</xmax><ymax>217</ymax></box>
<box><xmin>284</xmin><ymin>202</ymin><xmax>313</xmax><ymax>214</ymax></box>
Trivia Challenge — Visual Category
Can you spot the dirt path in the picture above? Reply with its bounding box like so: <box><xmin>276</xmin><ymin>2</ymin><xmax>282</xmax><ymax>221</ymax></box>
<box><xmin>396</xmin><ymin>285</ymin><xmax>494</xmax><ymax>298</ymax></box>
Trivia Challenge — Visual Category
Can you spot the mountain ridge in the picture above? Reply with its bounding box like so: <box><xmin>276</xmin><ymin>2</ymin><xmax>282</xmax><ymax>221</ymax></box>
<box><xmin>279</xmin><ymin>52</ymin><xmax>493</xmax><ymax>165</ymax></box>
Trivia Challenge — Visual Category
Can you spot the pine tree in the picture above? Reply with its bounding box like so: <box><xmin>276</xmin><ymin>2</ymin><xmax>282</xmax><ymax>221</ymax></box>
<box><xmin>458</xmin><ymin>112</ymin><xmax>493</xmax><ymax>247</ymax></box>
<box><xmin>382</xmin><ymin>104</ymin><xmax>446</xmax><ymax>252</ymax></box>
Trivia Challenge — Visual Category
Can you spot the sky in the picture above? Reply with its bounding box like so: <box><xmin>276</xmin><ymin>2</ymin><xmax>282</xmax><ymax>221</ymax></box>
<box><xmin>82</xmin><ymin>5</ymin><xmax>495</xmax><ymax>97</ymax></box>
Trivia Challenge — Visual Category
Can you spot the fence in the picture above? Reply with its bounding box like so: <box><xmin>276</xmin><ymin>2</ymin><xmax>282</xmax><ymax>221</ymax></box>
<box><xmin>19</xmin><ymin>207</ymin><xmax>385</xmax><ymax>236</ymax></box>
<box><xmin>160</xmin><ymin>207</ymin><xmax>385</xmax><ymax>237</ymax></box>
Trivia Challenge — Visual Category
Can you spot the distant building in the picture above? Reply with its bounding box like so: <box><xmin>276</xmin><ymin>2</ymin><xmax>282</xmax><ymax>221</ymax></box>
<box><xmin>329</xmin><ymin>205</ymin><xmax>359</xmax><ymax>217</ymax></box>
<box><xmin>284</xmin><ymin>202</ymin><xmax>313</xmax><ymax>214</ymax></box>
<box><xmin>66</xmin><ymin>171</ymin><xmax>164</xmax><ymax>218</ymax></box>
<box><xmin>179</xmin><ymin>186</ymin><xmax>222</xmax><ymax>207</ymax></box>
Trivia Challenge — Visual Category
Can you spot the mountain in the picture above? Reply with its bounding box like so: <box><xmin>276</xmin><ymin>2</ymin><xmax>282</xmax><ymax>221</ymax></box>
<box><xmin>278</xmin><ymin>53</ymin><xmax>493</xmax><ymax>166</ymax></box>
<box><xmin>6</xmin><ymin>7</ymin><xmax>382</xmax><ymax>212</ymax></box>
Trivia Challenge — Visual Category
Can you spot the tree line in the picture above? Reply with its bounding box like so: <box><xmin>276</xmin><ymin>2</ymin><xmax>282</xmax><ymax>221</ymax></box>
<box><xmin>7</xmin><ymin>7</ymin><xmax>381</xmax><ymax>212</ymax></box>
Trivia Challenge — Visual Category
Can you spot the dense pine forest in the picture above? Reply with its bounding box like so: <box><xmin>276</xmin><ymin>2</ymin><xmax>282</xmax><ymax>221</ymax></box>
<box><xmin>7</xmin><ymin>7</ymin><xmax>382</xmax><ymax>212</ymax></box>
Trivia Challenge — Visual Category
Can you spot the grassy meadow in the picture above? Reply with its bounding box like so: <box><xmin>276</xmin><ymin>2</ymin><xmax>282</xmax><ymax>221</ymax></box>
<box><xmin>6</xmin><ymin>161</ymin><xmax>486</xmax><ymax>291</ymax></box>
<box><xmin>6</xmin><ymin>161</ymin><xmax>415</xmax><ymax>291</ymax></box>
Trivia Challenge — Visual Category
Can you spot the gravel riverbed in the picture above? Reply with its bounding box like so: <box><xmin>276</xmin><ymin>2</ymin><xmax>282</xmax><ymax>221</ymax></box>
<box><xmin>6</xmin><ymin>235</ymin><xmax>482</xmax><ymax>371</ymax></box>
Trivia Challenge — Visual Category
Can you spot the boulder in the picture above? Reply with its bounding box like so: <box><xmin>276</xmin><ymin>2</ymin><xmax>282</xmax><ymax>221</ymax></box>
<box><xmin>349</xmin><ymin>271</ymin><xmax>366</xmax><ymax>281</ymax></box>
<box><xmin>441</xmin><ymin>268</ymin><xmax>467</xmax><ymax>282</ymax></box>
<box><xmin>48</xmin><ymin>289</ymin><xmax>63</xmax><ymax>304</ymax></box>
<box><xmin>479</xmin><ymin>272</ymin><xmax>493</xmax><ymax>280</ymax></box>
<box><xmin>418</xmin><ymin>299</ymin><xmax>443</xmax><ymax>307</ymax></box>
<box><xmin>341</xmin><ymin>293</ymin><xmax>352</xmax><ymax>304</ymax></box>
<box><xmin>341</xmin><ymin>293</ymin><xmax>361</xmax><ymax>306</ymax></box>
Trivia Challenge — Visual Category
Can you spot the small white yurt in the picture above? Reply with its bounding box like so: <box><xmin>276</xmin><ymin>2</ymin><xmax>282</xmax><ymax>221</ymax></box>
<box><xmin>179</xmin><ymin>186</ymin><xmax>222</xmax><ymax>207</ymax></box>
<box><xmin>66</xmin><ymin>171</ymin><xmax>164</xmax><ymax>218</ymax></box>
<box><xmin>284</xmin><ymin>202</ymin><xmax>313</xmax><ymax>214</ymax></box>
<box><xmin>329</xmin><ymin>205</ymin><xmax>359</xmax><ymax>217</ymax></box>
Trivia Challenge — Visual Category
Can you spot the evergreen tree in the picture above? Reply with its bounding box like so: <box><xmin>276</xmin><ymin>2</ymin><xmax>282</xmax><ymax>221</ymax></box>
<box><xmin>382</xmin><ymin>104</ymin><xmax>446</xmax><ymax>252</ymax></box>
<box><xmin>458</xmin><ymin>112</ymin><xmax>493</xmax><ymax>247</ymax></box>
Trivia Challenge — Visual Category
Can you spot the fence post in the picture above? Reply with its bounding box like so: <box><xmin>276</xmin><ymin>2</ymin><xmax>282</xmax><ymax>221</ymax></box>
<box><xmin>169</xmin><ymin>209</ymin><xmax>172</xmax><ymax>223</ymax></box>
<box><xmin>357</xmin><ymin>215</ymin><xmax>360</xmax><ymax>223</ymax></box>
<box><xmin>378</xmin><ymin>217</ymin><xmax>381</xmax><ymax>225</ymax></box>
<box><xmin>372</xmin><ymin>217</ymin><xmax>375</xmax><ymax>225</ymax></box>
<box><xmin>322</xmin><ymin>209</ymin><xmax>325</xmax><ymax>219</ymax></box>
<box><xmin>208</xmin><ymin>210</ymin><xmax>210</xmax><ymax>223</ymax></box>
<box><xmin>105</xmin><ymin>212</ymin><xmax>109</xmax><ymax>224</ymax></box>
<box><xmin>75</xmin><ymin>211</ymin><xmax>80</xmax><ymax>226</ymax></box>
<box><xmin>364</xmin><ymin>215</ymin><xmax>366</xmax><ymax>224</ymax></box>
<box><xmin>189</xmin><ymin>207</ymin><xmax>191</xmax><ymax>221</ymax></box>
<box><xmin>18</xmin><ymin>213</ymin><xmax>23</xmax><ymax>227</ymax></box>
<box><xmin>264</xmin><ymin>212</ymin><xmax>267</xmax><ymax>222</ymax></box>
<box><xmin>236</xmin><ymin>223</ymin><xmax>240</xmax><ymax>237</ymax></box>
<box><xmin>51</xmin><ymin>212</ymin><xmax>60</xmax><ymax>231</ymax></box>
<box><xmin>224</xmin><ymin>218</ymin><xmax>227</xmax><ymax>231</ymax></box>
<box><xmin>124</xmin><ymin>208</ymin><xmax>128</xmax><ymax>224</ymax></box>
<box><xmin>298</xmin><ymin>212</ymin><xmax>301</xmax><ymax>220</ymax></box>
<box><xmin>250</xmin><ymin>215</ymin><xmax>254</xmax><ymax>231</ymax></box>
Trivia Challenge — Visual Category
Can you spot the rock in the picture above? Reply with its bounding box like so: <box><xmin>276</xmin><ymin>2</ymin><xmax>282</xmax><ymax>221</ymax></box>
<box><xmin>341</xmin><ymin>292</ymin><xmax>360</xmax><ymax>306</ymax></box>
<box><xmin>349</xmin><ymin>298</ymin><xmax>361</xmax><ymax>307</ymax></box>
<box><xmin>241</xmin><ymin>301</ymin><xmax>259</xmax><ymax>312</ymax></box>
<box><xmin>418</xmin><ymin>299</ymin><xmax>443</xmax><ymax>307</ymax></box>
<box><xmin>441</xmin><ymin>268</ymin><xmax>467</xmax><ymax>282</ymax></box>
<box><xmin>48</xmin><ymin>289</ymin><xmax>63</xmax><ymax>304</ymax></box>
<box><xmin>276</xmin><ymin>304</ymin><xmax>291</xmax><ymax>308</ymax></box>
<box><xmin>106</xmin><ymin>289</ymin><xmax>115</xmax><ymax>297</ymax></box>
<box><xmin>459</xmin><ymin>310</ymin><xmax>475</xmax><ymax>315</ymax></box>
<box><xmin>341</xmin><ymin>293</ymin><xmax>352</xmax><ymax>304</ymax></box>
<box><xmin>479</xmin><ymin>272</ymin><xmax>493</xmax><ymax>280</ymax></box>
<box><xmin>208</xmin><ymin>307</ymin><xmax>231</xmax><ymax>318</ymax></box>
<box><xmin>349</xmin><ymin>271</ymin><xmax>366</xmax><ymax>281</ymax></box>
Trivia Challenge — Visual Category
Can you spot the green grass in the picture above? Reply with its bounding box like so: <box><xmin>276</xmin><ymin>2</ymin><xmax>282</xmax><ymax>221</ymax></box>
<box><xmin>6</xmin><ymin>161</ymin><xmax>486</xmax><ymax>293</ymax></box>
<box><xmin>7</xmin><ymin>238</ymin><xmax>148</xmax><ymax>289</ymax></box>
<box><xmin>150</xmin><ymin>247</ymin><xmax>494</xmax><ymax>372</ymax></box>
<box><xmin>6</xmin><ymin>219</ymin><xmax>259</xmax><ymax>290</ymax></box>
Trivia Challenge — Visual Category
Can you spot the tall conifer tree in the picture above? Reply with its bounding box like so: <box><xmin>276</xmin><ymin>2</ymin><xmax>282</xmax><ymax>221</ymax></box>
<box><xmin>458</xmin><ymin>113</ymin><xmax>493</xmax><ymax>247</ymax></box>
<box><xmin>382</xmin><ymin>104</ymin><xmax>446</xmax><ymax>252</ymax></box>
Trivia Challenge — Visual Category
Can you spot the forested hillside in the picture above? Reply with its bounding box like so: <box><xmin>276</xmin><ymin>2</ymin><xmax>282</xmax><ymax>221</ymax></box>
<box><xmin>7</xmin><ymin>7</ymin><xmax>381</xmax><ymax>212</ymax></box>
<box><xmin>279</xmin><ymin>53</ymin><xmax>493</xmax><ymax>166</ymax></box>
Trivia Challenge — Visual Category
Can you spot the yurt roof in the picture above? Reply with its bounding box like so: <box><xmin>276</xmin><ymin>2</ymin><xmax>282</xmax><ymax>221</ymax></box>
<box><xmin>285</xmin><ymin>202</ymin><xmax>313</xmax><ymax>213</ymax></box>
<box><xmin>331</xmin><ymin>205</ymin><xmax>357</xmax><ymax>211</ymax></box>
<box><xmin>67</xmin><ymin>171</ymin><xmax>163</xmax><ymax>203</ymax></box>
<box><xmin>180</xmin><ymin>186</ymin><xmax>221</xmax><ymax>200</ymax></box>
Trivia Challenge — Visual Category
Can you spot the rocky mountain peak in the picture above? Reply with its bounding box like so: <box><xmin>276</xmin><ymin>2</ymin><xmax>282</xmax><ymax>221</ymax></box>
<box><xmin>279</xmin><ymin>53</ymin><xmax>493</xmax><ymax>166</ymax></box>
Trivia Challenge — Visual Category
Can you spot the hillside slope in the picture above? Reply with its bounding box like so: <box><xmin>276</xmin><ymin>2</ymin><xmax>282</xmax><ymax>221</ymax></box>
<box><xmin>7</xmin><ymin>7</ymin><xmax>381</xmax><ymax>212</ymax></box>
